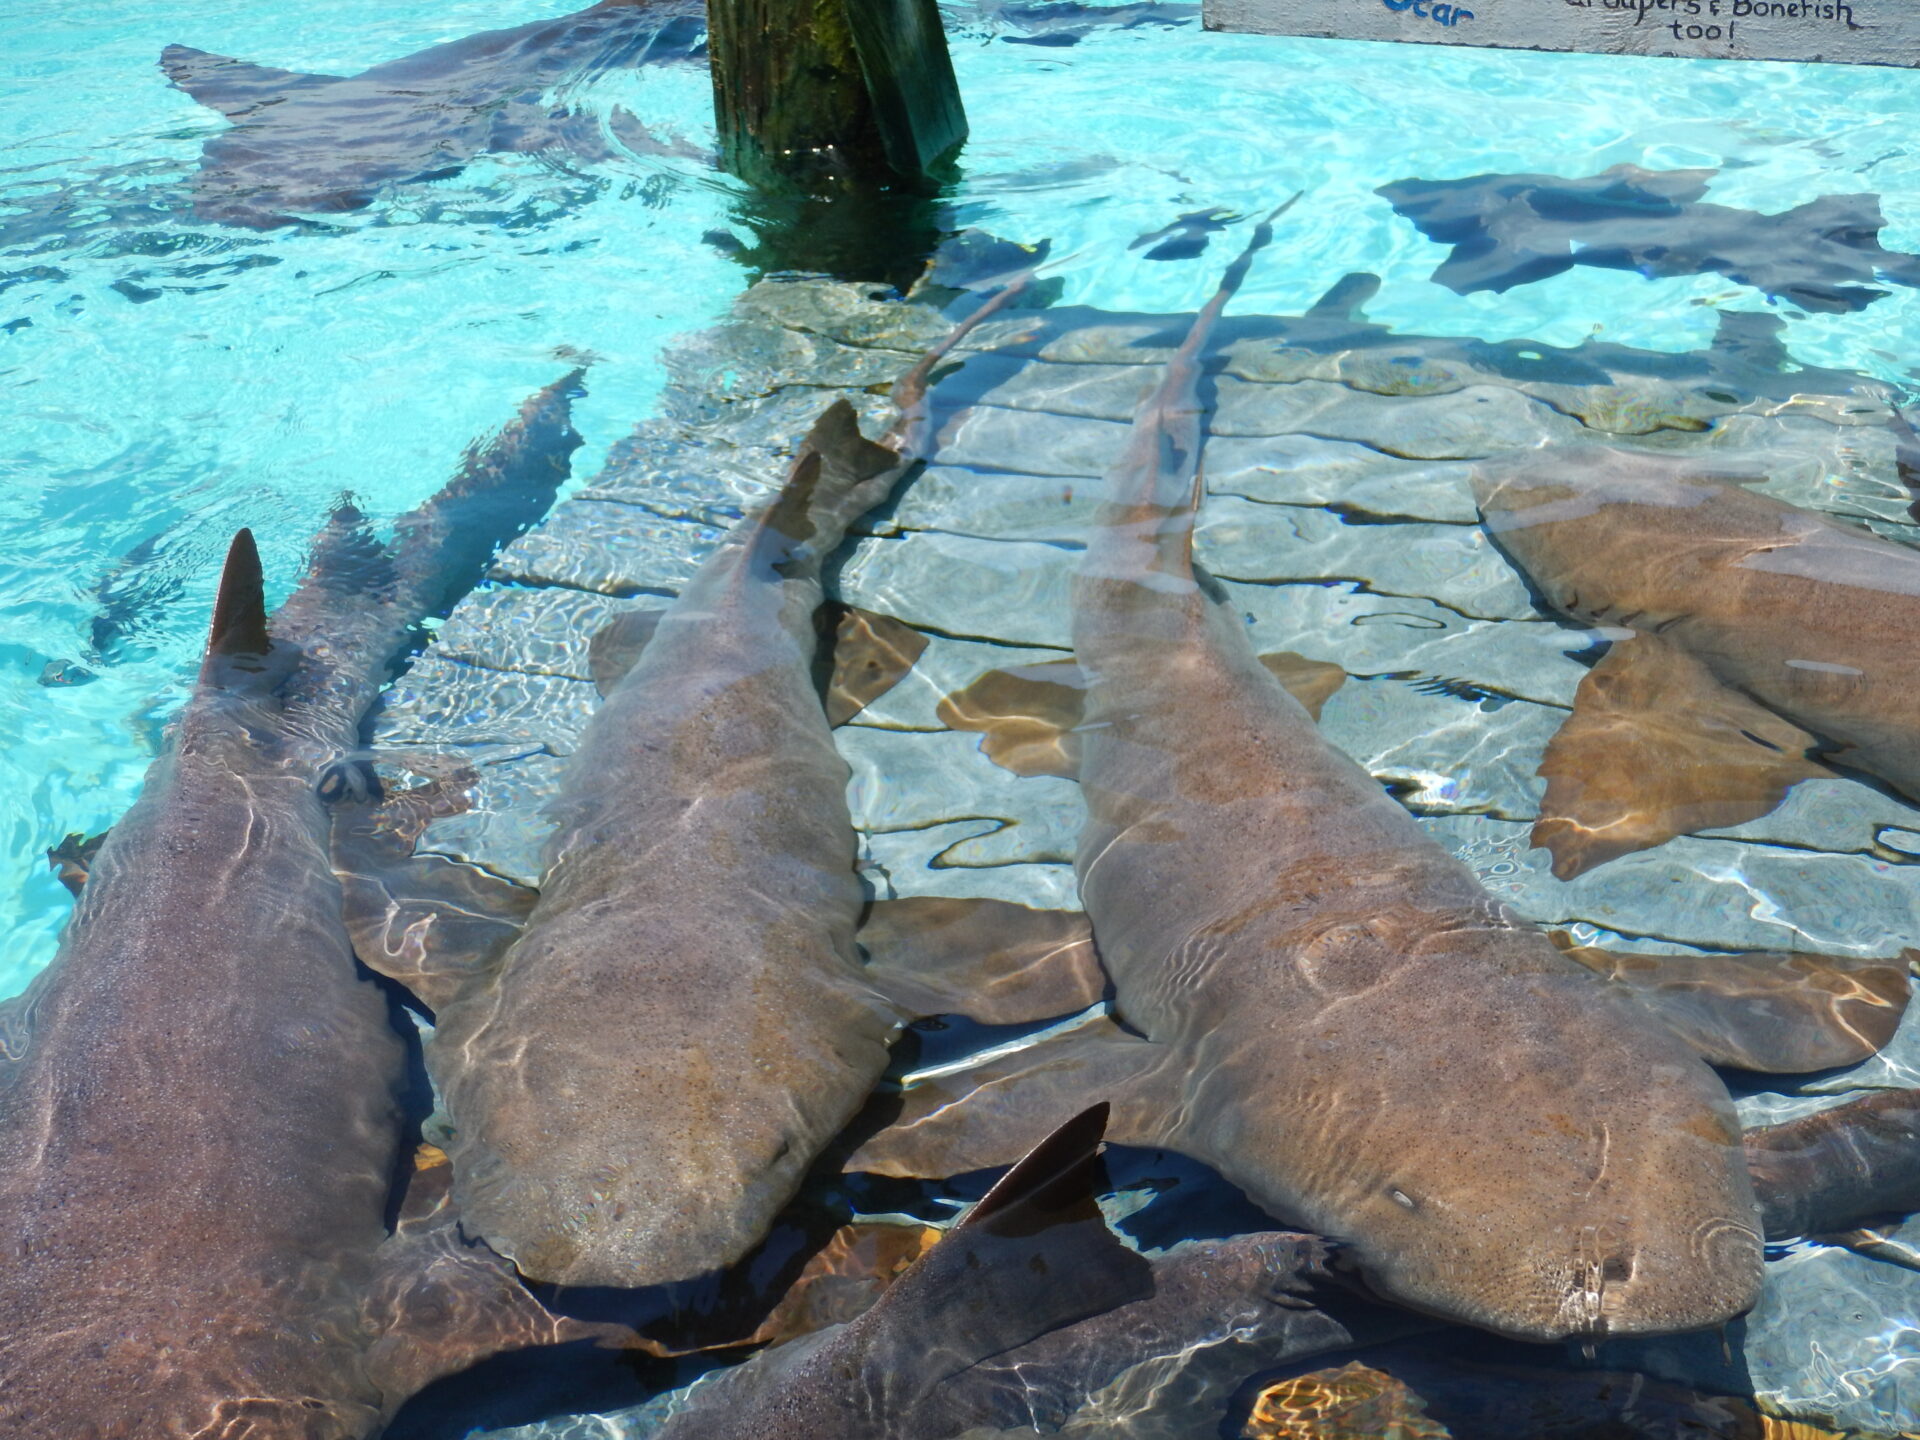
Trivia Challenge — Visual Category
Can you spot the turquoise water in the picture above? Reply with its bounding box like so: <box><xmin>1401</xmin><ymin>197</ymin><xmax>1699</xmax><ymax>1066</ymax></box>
<box><xmin>9</xmin><ymin>2</ymin><xmax>1920</xmax><ymax>1432</ymax></box>
<box><xmin>7</xmin><ymin>0</ymin><xmax>1920</xmax><ymax>996</ymax></box>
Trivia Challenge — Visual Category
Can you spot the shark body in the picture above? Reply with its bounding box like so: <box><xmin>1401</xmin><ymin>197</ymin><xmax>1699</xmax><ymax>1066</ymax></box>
<box><xmin>0</xmin><ymin>374</ymin><xmax>589</xmax><ymax>1437</ymax></box>
<box><xmin>162</xmin><ymin>0</ymin><xmax>704</xmax><ymax>228</ymax></box>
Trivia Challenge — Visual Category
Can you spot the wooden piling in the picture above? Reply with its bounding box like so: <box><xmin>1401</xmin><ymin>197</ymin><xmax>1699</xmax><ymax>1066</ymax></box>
<box><xmin>709</xmin><ymin>0</ymin><xmax>967</xmax><ymax>193</ymax></box>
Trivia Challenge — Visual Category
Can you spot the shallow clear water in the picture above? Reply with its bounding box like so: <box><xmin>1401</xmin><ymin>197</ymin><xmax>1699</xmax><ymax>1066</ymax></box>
<box><xmin>8</xmin><ymin>0</ymin><xmax>1920</xmax><ymax>995</ymax></box>
<box><xmin>8</xmin><ymin>0</ymin><xmax>1920</xmax><ymax>1433</ymax></box>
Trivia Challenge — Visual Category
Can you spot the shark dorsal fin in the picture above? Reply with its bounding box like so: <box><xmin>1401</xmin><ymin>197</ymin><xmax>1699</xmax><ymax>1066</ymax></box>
<box><xmin>199</xmin><ymin>529</ymin><xmax>272</xmax><ymax>684</ymax></box>
<box><xmin>833</xmin><ymin>1098</ymin><xmax>1150</xmax><ymax>1412</ymax></box>
<box><xmin>963</xmin><ymin>1100</ymin><xmax>1110</xmax><ymax>1233</ymax></box>
<box><xmin>161</xmin><ymin>44</ymin><xmax>346</xmax><ymax>120</ymax></box>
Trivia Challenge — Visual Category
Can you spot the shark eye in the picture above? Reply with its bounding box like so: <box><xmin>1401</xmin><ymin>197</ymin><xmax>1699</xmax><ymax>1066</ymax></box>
<box><xmin>1388</xmin><ymin>1187</ymin><xmax>1418</xmax><ymax>1211</ymax></box>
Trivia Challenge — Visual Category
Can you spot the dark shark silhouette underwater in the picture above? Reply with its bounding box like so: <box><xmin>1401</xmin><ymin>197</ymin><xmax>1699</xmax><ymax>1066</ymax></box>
<box><xmin>161</xmin><ymin>0</ymin><xmax>706</xmax><ymax>228</ymax></box>
<box><xmin>1379</xmin><ymin>163</ymin><xmax>1920</xmax><ymax>313</ymax></box>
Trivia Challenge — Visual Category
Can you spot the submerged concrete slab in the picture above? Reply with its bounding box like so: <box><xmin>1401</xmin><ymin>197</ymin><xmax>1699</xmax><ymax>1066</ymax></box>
<box><xmin>368</xmin><ymin>272</ymin><xmax>1920</xmax><ymax>1439</ymax></box>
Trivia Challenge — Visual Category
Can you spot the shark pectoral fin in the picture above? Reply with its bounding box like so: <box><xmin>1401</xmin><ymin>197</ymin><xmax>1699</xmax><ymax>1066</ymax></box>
<box><xmin>858</xmin><ymin>897</ymin><xmax>1108</xmax><ymax>1025</ymax></box>
<box><xmin>159</xmin><ymin>44</ymin><xmax>346</xmax><ymax>118</ymax></box>
<box><xmin>1532</xmin><ymin>632</ymin><xmax>1830</xmax><ymax>878</ymax></box>
<box><xmin>489</xmin><ymin>104</ymin><xmax>615</xmax><ymax>162</ymax></box>
<box><xmin>846</xmin><ymin>1015</ymin><xmax>1181</xmax><ymax>1177</ymax></box>
<box><xmin>587</xmin><ymin>608</ymin><xmax>667</xmax><ymax>698</ymax></box>
<box><xmin>1820</xmin><ymin>1227</ymin><xmax>1920</xmax><ymax>1272</ymax></box>
<box><xmin>606</xmin><ymin>106</ymin><xmax>711</xmax><ymax>164</ymax></box>
<box><xmin>1558</xmin><ymin>940</ymin><xmax>1913</xmax><ymax>1072</ymax></box>
<box><xmin>46</xmin><ymin>830</ymin><xmax>108</xmax><ymax>897</ymax></box>
<box><xmin>937</xmin><ymin>657</ymin><xmax>1087</xmax><ymax>778</ymax></box>
<box><xmin>824</xmin><ymin>607</ymin><xmax>928</xmax><ymax>726</ymax></box>
<box><xmin>1745</xmin><ymin>1087</ymin><xmax>1920</xmax><ymax>1240</ymax></box>
<box><xmin>331</xmin><ymin>772</ymin><xmax>537</xmax><ymax>1012</ymax></box>
<box><xmin>1258</xmin><ymin>651</ymin><xmax>1346</xmax><ymax>720</ymax></box>
<box><xmin>363</xmin><ymin>1146</ymin><xmax>649</xmax><ymax>1411</ymax></box>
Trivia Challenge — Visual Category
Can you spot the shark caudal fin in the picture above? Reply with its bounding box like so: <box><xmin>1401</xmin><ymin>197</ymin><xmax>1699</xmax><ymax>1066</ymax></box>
<box><xmin>745</xmin><ymin>281</ymin><xmax>1043</xmax><ymax>578</ymax></box>
<box><xmin>266</xmin><ymin>373</ymin><xmax>580</xmax><ymax>751</ymax></box>
<box><xmin>388</xmin><ymin>368</ymin><xmax>586</xmax><ymax>623</ymax></box>
<box><xmin>1091</xmin><ymin>194</ymin><xmax>1299</xmax><ymax>589</ymax></box>
<box><xmin>747</xmin><ymin>401</ymin><xmax>902</xmax><ymax>576</ymax></box>
<box><xmin>850</xmin><ymin>1102</ymin><xmax>1155</xmax><ymax>1403</ymax></box>
<box><xmin>198</xmin><ymin>529</ymin><xmax>273</xmax><ymax>687</ymax></box>
<box><xmin>160</xmin><ymin>44</ymin><xmax>345</xmax><ymax>118</ymax></box>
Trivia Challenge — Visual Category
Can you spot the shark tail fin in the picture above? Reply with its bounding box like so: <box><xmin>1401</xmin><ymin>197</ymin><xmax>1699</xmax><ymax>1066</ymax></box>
<box><xmin>750</xmin><ymin>281</ymin><xmax>1043</xmax><ymax>575</ymax></box>
<box><xmin>1099</xmin><ymin>193</ymin><xmax>1299</xmax><ymax>584</ymax></box>
<box><xmin>749</xmin><ymin>401</ymin><xmax>902</xmax><ymax>574</ymax></box>
<box><xmin>198</xmin><ymin>529</ymin><xmax>273</xmax><ymax>687</ymax></box>
<box><xmin>387</xmin><ymin>367</ymin><xmax>586</xmax><ymax>623</ymax></box>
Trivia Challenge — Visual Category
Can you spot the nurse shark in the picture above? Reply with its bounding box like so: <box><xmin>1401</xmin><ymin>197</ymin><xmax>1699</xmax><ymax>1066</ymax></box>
<box><xmin>849</xmin><ymin>213</ymin><xmax>1914</xmax><ymax>1344</ymax></box>
<box><xmin>341</xmin><ymin>289</ymin><xmax>1034</xmax><ymax>1290</ymax></box>
<box><xmin>1473</xmin><ymin>445</ymin><xmax>1920</xmax><ymax>876</ymax></box>
<box><xmin>0</xmin><ymin>374</ymin><xmax>608</xmax><ymax>1437</ymax></box>
<box><xmin>161</xmin><ymin>0</ymin><xmax>705</xmax><ymax>228</ymax></box>
<box><xmin>1379</xmin><ymin>164</ymin><xmax>1920</xmax><ymax>313</ymax></box>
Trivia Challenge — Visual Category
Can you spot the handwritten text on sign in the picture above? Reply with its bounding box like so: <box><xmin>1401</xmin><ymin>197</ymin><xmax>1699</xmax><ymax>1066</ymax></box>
<box><xmin>1203</xmin><ymin>0</ymin><xmax>1917</xmax><ymax>68</ymax></box>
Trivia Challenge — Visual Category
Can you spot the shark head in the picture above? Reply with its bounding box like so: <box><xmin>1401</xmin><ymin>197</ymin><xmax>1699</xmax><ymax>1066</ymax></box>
<box><xmin>1331</xmin><ymin>1116</ymin><xmax>1765</xmax><ymax>1343</ymax></box>
<box><xmin>1199</xmin><ymin>962</ymin><xmax>1765</xmax><ymax>1344</ymax></box>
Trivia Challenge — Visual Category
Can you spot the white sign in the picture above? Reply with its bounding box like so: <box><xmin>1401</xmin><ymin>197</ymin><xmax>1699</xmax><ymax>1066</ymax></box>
<box><xmin>1203</xmin><ymin>0</ymin><xmax>1920</xmax><ymax>68</ymax></box>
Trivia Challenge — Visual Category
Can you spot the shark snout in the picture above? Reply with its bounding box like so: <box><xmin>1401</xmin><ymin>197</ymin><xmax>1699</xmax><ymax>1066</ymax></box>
<box><xmin>1342</xmin><ymin>1190</ymin><xmax>1763</xmax><ymax>1345</ymax></box>
<box><xmin>1566</xmin><ymin>1214</ymin><xmax>1763</xmax><ymax>1341</ymax></box>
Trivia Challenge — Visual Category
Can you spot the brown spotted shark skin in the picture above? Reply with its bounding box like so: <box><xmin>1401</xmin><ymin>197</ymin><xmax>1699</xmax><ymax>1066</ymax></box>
<box><xmin>0</xmin><ymin>374</ymin><xmax>589</xmax><ymax>1438</ymax></box>
<box><xmin>1061</xmin><ymin>212</ymin><xmax>1763</xmax><ymax>1342</ymax></box>
<box><xmin>1474</xmin><ymin>446</ymin><xmax>1920</xmax><ymax>876</ymax></box>
<box><xmin>423</xmin><ymin>290</ymin><xmax>1027</xmax><ymax>1290</ymax></box>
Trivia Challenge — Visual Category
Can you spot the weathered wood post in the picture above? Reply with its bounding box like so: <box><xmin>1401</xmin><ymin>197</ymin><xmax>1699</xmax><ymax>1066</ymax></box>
<box><xmin>709</xmin><ymin>0</ymin><xmax>967</xmax><ymax>194</ymax></box>
<box><xmin>708</xmin><ymin>0</ymin><xmax>967</xmax><ymax>282</ymax></box>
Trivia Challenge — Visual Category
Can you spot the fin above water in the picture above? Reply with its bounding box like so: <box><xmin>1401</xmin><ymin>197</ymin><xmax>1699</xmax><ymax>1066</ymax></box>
<box><xmin>824</xmin><ymin>608</ymin><xmax>928</xmax><ymax>726</ymax></box>
<box><xmin>939</xmin><ymin>650</ymin><xmax>1343</xmax><ymax>780</ymax></box>
<box><xmin>855</xmin><ymin>1103</ymin><xmax>1155</xmax><ymax>1395</ymax></box>
<box><xmin>1306</xmin><ymin>271</ymin><xmax>1384</xmax><ymax>321</ymax></box>
<box><xmin>331</xmin><ymin>771</ymin><xmax>538</xmax><ymax>1012</ymax></box>
<box><xmin>859</xmin><ymin>897</ymin><xmax>1108</xmax><ymax>1025</ymax></box>
<box><xmin>1533</xmin><ymin>632</ymin><xmax>1830</xmax><ymax>878</ymax></box>
<box><xmin>1557</xmin><ymin>939</ymin><xmax>1912</xmax><ymax>1073</ymax></box>
<box><xmin>46</xmin><ymin>831</ymin><xmax>108</xmax><ymax>898</ymax></box>
<box><xmin>758</xmin><ymin>400</ymin><xmax>903</xmax><ymax>561</ymax></box>
<box><xmin>847</xmin><ymin>1016</ymin><xmax>1180</xmax><ymax>1178</ymax></box>
<box><xmin>198</xmin><ymin>529</ymin><xmax>273</xmax><ymax>687</ymax></box>
<box><xmin>160</xmin><ymin>44</ymin><xmax>345</xmax><ymax>119</ymax></box>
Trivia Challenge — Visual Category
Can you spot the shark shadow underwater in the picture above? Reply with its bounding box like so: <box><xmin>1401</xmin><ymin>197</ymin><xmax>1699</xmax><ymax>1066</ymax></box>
<box><xmin>850</xmin><ymin>210</ymin><xmax>1920</xmax><ymax>1346</ymax></box>
<box><xmin>0</xmin><ymin>373</ymin><xmax>626</xmax><ymax>1439</ymax></box>
<box><xmin>1378</xmin><ymin>163</ymin><xmax>1920</xmax><ymax>314</ymax></box>
<box><xmin>162</xmin><ymin>0</ymin><xmax>706</xmax><ymax>229</ymax></box>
